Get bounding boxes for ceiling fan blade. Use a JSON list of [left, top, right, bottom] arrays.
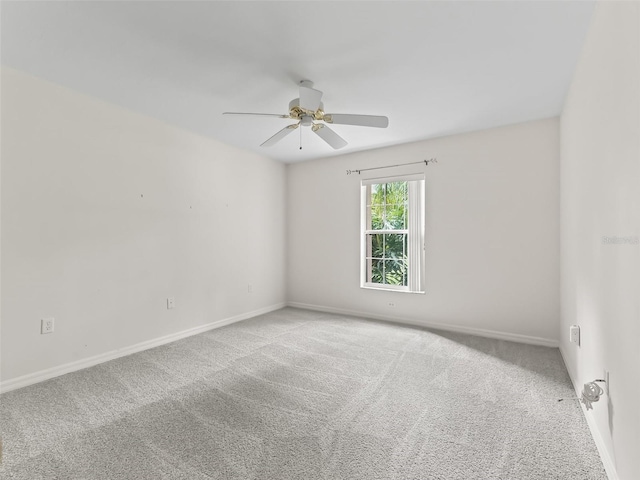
[[261, 124, 299, 147], [324, 113, 389, 128], [223, 112, 289, 118], [312, 124, 348, 149], [299, 85, 323, 112]]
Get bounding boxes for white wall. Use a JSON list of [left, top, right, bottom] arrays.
[[0, 67, 286, 386], [288, 118, 560, 345], [560, 2, 640, 479]]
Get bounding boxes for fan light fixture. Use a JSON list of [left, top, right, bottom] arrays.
[[223, 80, 389, 150]]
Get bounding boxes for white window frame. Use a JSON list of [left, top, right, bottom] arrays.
[[360, 174, 425, 293]]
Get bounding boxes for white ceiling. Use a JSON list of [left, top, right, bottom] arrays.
[[1, 1, 594, 163]]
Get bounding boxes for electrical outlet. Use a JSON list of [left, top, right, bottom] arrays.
[[167, 297, 175, 309], [569, 325, 580, 345], [388, 302, 395, 308], [41, 317, 55, 334]]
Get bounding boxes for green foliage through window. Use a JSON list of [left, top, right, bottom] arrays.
[[366, 182, 408, 286]]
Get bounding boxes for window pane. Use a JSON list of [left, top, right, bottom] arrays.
[[368, 233, 384, 258], [368, 181, 409, 230], [385, 203, 406, 229], [386, 182, 407, 229], [383, 259, 407, 286], [383, 233, 406, 261], [388, 182, 407, 202], [368, 258, 384, 284], [371, 204, 384, 230], [369, 184, 384, 206]]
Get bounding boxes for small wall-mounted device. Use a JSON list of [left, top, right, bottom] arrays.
[[581, 377, 607, 410], [41, 317, 55, 334], [569, 325, 580, 345]]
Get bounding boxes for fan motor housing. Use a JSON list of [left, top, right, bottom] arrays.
[[288, 98, 324, 121]]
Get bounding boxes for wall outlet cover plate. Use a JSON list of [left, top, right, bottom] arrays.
[[41, 318, 55, 334], [569, 325, 580, 345]]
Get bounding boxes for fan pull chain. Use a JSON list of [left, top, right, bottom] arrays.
[[299, 126, 302, 150]]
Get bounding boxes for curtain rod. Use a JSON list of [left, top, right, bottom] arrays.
[[346, 158, 437, 175]]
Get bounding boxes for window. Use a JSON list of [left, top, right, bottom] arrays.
[[361, 174, 425, 293]]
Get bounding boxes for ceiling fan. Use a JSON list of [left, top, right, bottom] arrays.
[[223, 80, 389, 150]]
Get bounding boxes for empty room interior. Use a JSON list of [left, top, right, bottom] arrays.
[[0, 1, 638, 479]]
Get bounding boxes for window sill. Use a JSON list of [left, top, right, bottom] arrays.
[[360, 285, 425, 294]]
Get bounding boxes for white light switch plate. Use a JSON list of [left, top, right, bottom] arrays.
[[167, 297, 175, 309]]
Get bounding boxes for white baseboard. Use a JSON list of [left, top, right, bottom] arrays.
[[287, 301, 559, 347], [0, 303, 286, 394], [559, 347, 618, 480]]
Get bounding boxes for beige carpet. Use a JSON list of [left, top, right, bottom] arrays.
[[0, 308, 607, 479]]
